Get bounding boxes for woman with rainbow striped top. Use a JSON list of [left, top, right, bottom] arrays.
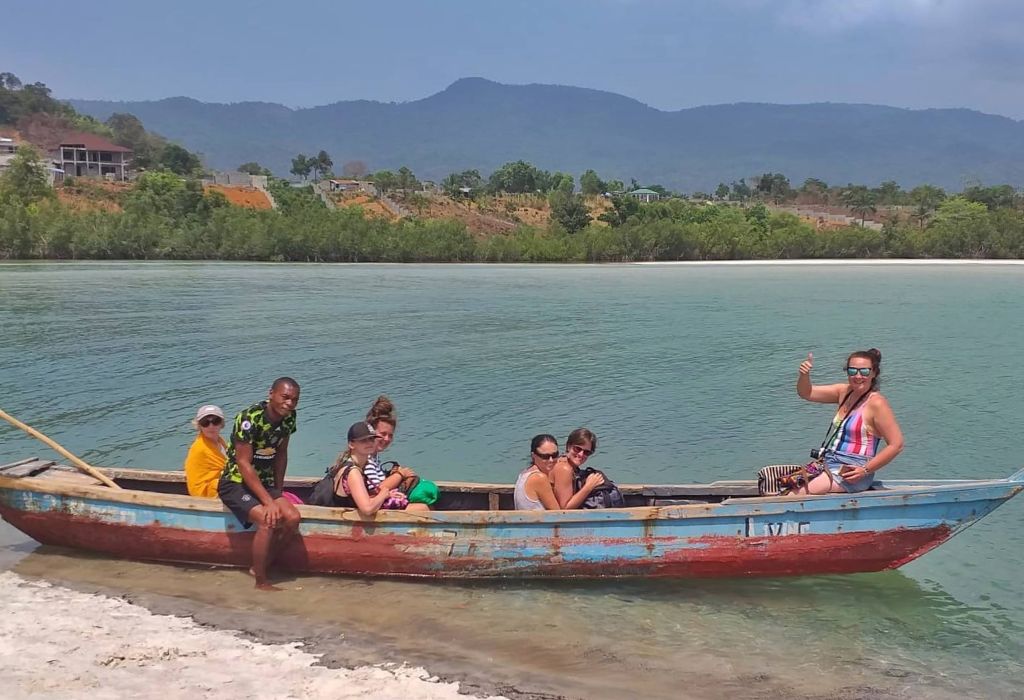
[[789, 348, 905, 495]]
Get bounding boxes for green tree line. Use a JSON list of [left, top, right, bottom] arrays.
[[4, 147, 1024, 262]]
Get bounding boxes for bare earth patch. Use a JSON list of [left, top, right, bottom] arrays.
[[204, 185, 273, 210]]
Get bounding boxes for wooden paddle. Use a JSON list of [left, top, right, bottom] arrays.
[[0, 408, 122, 489]]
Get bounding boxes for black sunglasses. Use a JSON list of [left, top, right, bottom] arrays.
[[533, 450, 559, 460], [198, 416, 223, 427], [569, 444, 594, 457]]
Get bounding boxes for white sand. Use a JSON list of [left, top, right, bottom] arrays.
[[635, 258, 1024, 265], [0, 572, 504, 700]]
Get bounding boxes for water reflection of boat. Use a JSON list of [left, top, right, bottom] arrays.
[[1, 458, 1022, 580]]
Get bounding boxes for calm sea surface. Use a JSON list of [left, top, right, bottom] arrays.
[[1, 261, 1023, 698]]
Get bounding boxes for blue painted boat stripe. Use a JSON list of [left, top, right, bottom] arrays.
[[2, 483, 1013, 542]]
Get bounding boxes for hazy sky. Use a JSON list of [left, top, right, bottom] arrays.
[[3, 0, 1022, 118]]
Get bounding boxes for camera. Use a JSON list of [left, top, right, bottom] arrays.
[[810, 447, 825, 460]]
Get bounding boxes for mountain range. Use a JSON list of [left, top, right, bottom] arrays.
[[70, 77, 1024, 191]]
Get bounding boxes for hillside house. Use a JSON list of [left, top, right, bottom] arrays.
[[628, 188, 661, 203], [55, 132, 131, 181]]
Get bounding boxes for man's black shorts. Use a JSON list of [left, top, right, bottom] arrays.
[[218, 479, 283, 529]]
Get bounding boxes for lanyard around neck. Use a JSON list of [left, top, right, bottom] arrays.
[[819, 389, 871, 450]]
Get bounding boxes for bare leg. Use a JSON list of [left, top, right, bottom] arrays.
[[251, 525, 282, 591], [786, 471, 844, 496], [405, 503, 431, 513], [245, 504, 283, 591], [264, 497, 301, 571]]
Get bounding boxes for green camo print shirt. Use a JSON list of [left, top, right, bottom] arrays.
[[222, 401, 298, 485]]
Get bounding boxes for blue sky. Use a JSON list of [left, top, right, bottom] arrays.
[[3, 0, 1022, 118]]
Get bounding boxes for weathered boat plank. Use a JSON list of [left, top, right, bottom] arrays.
[[0, 458, 59, 477], [1, 461, 1021, 580]]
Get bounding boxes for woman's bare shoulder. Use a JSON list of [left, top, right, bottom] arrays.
[[551, 458, 573, 475], [525, 469, 549, 491], [865, 391, 893, 413]]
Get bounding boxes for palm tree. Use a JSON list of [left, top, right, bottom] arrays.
[[841, 187, 877, 225], [908, 185, 946, 228]]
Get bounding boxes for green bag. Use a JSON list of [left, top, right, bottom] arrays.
[[406, 479, 439, 505]]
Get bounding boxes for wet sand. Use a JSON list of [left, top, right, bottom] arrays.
[[0, 520, 947, 700], [1, 522, 512, 699], [0, 569, 501, 700], [1, 570, 503, 700]]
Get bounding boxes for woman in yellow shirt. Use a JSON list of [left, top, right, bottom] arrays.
[[184, 404, 227, 497]]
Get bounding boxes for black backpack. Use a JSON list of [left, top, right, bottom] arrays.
[[309, 458, 399, 507], [307, 464, 347, 507], [573, 467, 626, 509]]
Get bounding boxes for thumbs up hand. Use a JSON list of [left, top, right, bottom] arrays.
[[798, 352, 814, 376]]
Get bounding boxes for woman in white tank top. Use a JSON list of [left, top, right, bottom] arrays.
[[514, 434, 562, 510]]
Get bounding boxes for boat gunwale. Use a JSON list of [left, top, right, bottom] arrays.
[[88, 465, 1024, 493], [2, 464, 1021, 526], [42, 463, 1017, 491]]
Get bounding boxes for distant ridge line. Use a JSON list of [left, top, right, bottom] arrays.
[[69, 77, 1024, 191]]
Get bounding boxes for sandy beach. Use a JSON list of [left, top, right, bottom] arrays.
[[635, 258, 1024, 265], [0, 569, 505, 700]]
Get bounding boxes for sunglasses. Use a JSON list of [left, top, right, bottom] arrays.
[[846, 367, 872, 377], [533, 451, 560, 461], [198, 416, 223, 427], [569, 445, 594, 457]]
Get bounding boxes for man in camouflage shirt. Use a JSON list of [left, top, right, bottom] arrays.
[[218, 377, 301, 590]]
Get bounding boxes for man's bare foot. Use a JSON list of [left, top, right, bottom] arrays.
[[249, 568, 281, 590]]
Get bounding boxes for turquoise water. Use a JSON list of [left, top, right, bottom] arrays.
[[2, 261, 1023, 697]]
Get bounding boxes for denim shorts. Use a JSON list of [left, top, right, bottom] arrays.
[[824, 451, 875, 493]]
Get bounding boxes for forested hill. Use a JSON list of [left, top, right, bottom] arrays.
[[71, 77, 1024, 191]]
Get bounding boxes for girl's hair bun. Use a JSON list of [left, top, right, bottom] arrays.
[[366, 395, 396, 424]]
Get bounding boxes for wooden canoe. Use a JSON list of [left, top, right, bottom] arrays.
[[1, 458, 1022, 579]]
